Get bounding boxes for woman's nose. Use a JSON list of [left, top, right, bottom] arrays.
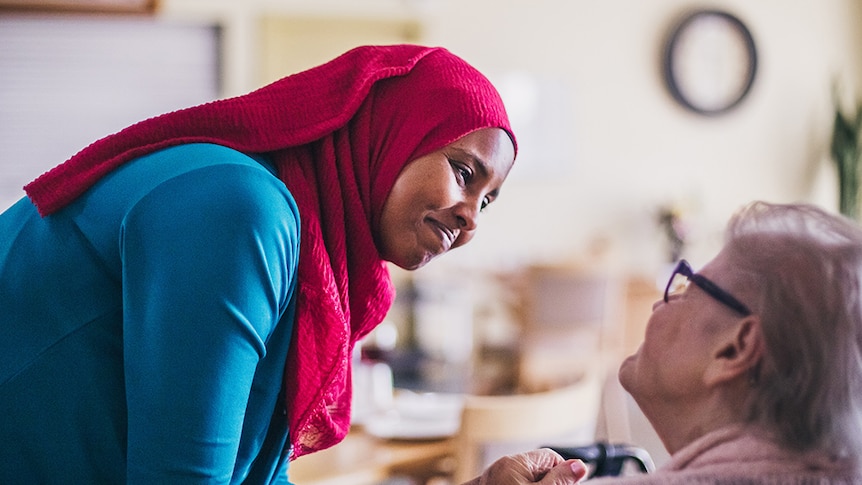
[[455, 200, 480, 232]]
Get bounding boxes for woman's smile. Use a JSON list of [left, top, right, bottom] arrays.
[[427, 217, 457, 251]]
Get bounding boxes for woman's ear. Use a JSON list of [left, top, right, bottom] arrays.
[[703, 317, 764, 387]]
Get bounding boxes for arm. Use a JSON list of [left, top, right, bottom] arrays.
[[461, 449, 588, 485], [120, 164, 299, 483]]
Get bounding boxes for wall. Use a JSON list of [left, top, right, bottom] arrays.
[[417, 0, 862, 276], [0, 14, 221, 210], [156, 0, 862, 277]]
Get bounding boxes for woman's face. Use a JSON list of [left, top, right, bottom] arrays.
[[378, 127, 515, 270], [618, 251, 742, 415]]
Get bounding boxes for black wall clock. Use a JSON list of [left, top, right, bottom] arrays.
[[662, 9, 758, 116]]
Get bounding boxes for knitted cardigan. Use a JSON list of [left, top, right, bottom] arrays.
[[588, 425, 862, 484]]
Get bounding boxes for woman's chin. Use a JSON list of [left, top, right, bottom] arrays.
[[617, 353, 639, 391], [389, 252, 435, 271]]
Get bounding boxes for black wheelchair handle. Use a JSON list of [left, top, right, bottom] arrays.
[[545, 442, 655, 478]]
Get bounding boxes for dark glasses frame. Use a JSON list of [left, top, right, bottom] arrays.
[[664, 259, 752, 316]]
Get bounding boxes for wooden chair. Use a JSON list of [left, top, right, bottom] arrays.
[[452, 368, 603, 483], [513, 265, 625, 393]]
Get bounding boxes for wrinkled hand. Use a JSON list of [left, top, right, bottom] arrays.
[[460, 448, 587, 485]]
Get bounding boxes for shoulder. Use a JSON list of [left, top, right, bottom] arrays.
[[136, 143, 285, 197], [119, 145, 302, 307], [99, 143, 299, 230], [131, 146, 299, 232]]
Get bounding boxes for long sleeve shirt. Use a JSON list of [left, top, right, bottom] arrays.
[[0, 143, 301, 483]]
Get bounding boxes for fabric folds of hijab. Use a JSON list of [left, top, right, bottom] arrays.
[[24, 44, 516, 458]]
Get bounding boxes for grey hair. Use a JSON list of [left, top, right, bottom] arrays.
[[723, 201, 862, 456]]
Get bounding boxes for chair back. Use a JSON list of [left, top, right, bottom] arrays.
[[515, 265, 625, 392], [452, 369, 603, 483]]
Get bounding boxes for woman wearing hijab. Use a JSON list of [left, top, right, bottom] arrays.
[[0, 44, 520, 483]]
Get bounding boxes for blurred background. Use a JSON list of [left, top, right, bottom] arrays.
[[1, 0, 860, 482], [3, 0, 860, 272]]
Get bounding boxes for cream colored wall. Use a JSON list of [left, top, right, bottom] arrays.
[[160, 0, 862, 278], [417, 0, 862, 277]]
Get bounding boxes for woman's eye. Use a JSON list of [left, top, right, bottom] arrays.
[[480, 196, 490, 212], [450, 159, 471, 183]]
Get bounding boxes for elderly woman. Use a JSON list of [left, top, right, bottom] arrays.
[[470, 201, 862, 484]]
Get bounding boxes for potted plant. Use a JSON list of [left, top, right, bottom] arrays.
[[831, 93, 862, 220]]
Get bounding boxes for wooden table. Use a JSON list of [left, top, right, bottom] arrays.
[[288, 427, 456, 485]]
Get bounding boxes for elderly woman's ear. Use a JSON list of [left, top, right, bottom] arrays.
[[703, 317, 764, 387]]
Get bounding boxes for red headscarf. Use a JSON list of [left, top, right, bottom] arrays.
[[24, 44, 516, 458]]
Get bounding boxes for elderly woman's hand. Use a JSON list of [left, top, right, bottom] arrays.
[[460, 448, 588, 485]]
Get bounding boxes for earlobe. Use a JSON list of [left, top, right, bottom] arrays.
[[704, 317, 764, 387]]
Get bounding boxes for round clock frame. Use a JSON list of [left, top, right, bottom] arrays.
[[662, 9, 758, 116]]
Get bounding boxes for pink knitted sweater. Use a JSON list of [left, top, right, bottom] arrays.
[[589, 425, 862, 484]]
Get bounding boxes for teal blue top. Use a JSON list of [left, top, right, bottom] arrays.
[[0, 143, 301, 484]]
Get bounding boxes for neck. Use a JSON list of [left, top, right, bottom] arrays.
[[646, 389, 746, 455]]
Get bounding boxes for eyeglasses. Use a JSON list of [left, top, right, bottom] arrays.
[[664, 259, 752, 316]]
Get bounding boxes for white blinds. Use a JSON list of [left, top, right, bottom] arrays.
[[0, 14, 220, 210]]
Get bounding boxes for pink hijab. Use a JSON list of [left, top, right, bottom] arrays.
[[25, 44, 516, 458]]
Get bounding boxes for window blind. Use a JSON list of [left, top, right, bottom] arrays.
[[0, 14, 220, 210]]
